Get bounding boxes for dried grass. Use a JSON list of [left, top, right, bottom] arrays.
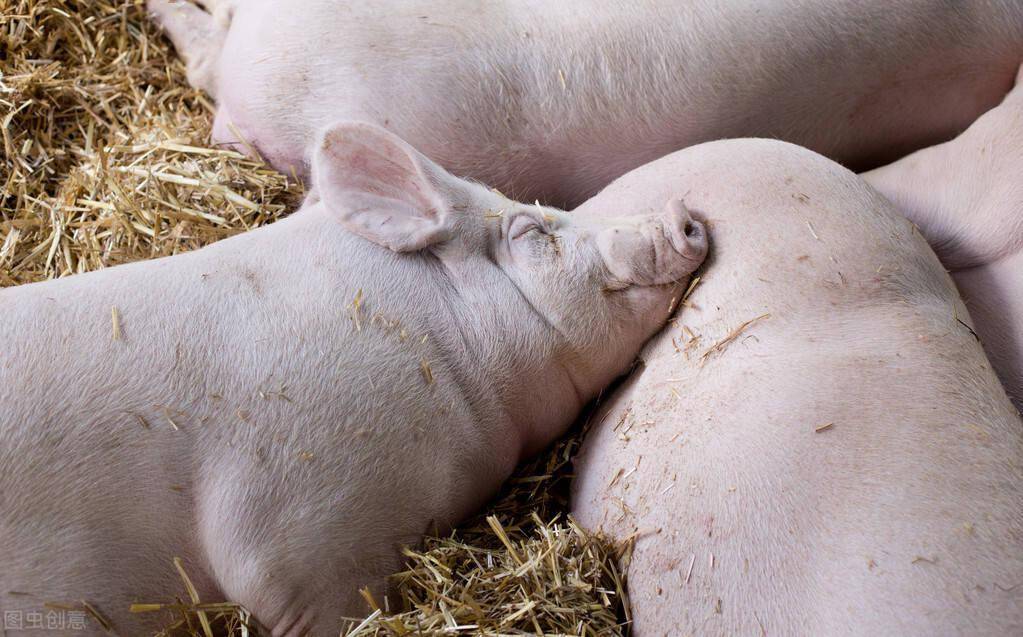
[[342, 431, 631, 635], [1, 0, 302, 287], [1, 1, 629, 635]]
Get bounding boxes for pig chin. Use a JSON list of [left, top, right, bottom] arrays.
[[616, 282, 688, 331], [597, 243, 697, 290]]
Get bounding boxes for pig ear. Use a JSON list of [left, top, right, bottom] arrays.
[[313, 123, 454, 252]]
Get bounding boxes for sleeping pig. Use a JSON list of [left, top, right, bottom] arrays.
[[570, 138, 1023, 635], [0, 123, 706, 636], [148, 0, 1023, 207]]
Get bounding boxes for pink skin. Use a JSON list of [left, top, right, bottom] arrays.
[[0, 123, 704, 636], [570, 139, 1022, 635], [149, 0, 1022, 207], [864, 65, 1023, 411]]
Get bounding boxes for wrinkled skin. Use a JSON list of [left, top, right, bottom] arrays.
[[149, 0, 1023, 207], [864, 65, 1023, 411], [571, 139, 1022, 635], [0, 123, 705, 636]]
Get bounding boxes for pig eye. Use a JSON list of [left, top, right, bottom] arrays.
[[509, 215, 544, 240]]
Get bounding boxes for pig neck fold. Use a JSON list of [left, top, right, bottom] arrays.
[[418, 220, 588, 456]]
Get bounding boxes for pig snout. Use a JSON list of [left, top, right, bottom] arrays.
[[663, 200, 707, 263], [598, 199, 708, 287]]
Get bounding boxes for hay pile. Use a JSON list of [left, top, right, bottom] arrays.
[[0, 1, 630, 634], [0, 0, 302, 286]]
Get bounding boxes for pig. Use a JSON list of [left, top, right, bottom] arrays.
[[569, 139, 1023, 635], [0, 122, 706, 636], [863, 65, 1023, 412], [147, 0, 1023, 208]]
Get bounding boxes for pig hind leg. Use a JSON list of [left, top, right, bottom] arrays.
[[863, 64, 1023, 409], [147, 0, 228, 97]]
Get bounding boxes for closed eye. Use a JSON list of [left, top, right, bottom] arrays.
[[512, 224, 541, 240], [509, 214, 544, 240], [601, 279, 631, 294]]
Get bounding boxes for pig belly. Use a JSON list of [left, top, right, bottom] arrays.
[[0, 413, 215, 635]]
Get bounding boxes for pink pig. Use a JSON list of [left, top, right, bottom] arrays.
[[865, 65, 1023, 411], [0, 123, 705, 636], [571, 137, 1023, 635], [149, 0, 1023, 207]]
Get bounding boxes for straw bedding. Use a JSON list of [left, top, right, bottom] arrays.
[[0, 1, 630, 634]]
